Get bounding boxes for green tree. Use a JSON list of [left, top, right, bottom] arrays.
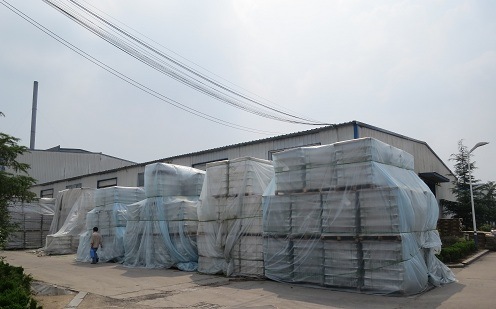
[[441, 140, 491, 229], [479, 181, 496, 227], [0, 131, 37, 248]]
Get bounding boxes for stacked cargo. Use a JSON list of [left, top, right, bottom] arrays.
[[263, 138, 455, 295], [44, 188, 96, 255], [123, 163, 204, 270], [76, 186, 145, 262], [197, 157, 274, 277], [6, 198, 55, 249]]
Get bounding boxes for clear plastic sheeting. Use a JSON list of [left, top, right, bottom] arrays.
[[49, 189, 93, 235], [145, 163, 205, 198], [263, 138, 455, 295], [123, 163, 205, 270], [6, 198, 55, 249], [124, 196, 199, 270], [197, 157, 274, 277], [44, 188, 96, 255], [76, 186, 145, 263], [273, 138, 414, 192]]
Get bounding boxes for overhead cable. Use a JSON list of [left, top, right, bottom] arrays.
[[0, 0, 280, 135], [42, 0, 330, 126]]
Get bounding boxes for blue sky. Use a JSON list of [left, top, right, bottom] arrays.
[[1, 0, 494, 182]]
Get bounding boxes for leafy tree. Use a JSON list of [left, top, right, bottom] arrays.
[[0, 129, 37, 248], [479, 181, 496, 227], [441, 140, 493, 229]]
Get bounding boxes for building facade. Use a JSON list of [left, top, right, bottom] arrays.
[[29, 121, 455, 211]]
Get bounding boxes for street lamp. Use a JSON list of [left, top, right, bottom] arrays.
[[468, 141, 489, 249]]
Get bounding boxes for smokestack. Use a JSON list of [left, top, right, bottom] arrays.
[[30, 81, 38, 150]]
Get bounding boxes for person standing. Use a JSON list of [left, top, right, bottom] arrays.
[[90, 227, 103, 264]]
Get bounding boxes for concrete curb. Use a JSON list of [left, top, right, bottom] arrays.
[[462, 249, 490, 265], [448, 249, 490, 268], [65, 291, 87, 309]]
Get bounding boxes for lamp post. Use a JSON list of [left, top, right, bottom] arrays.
[[468, 141, 489, 249]]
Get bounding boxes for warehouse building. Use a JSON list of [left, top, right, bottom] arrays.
[[9, 145, 136, 197], [28, 121, 454, 214]]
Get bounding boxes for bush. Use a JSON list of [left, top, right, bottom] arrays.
[[0, 258, 41, 309], [437, 240, 477, 263], [440, 236, 465, 247], [479, 224, 492, 232]]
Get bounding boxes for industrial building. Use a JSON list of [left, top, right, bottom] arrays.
[[28, 121, 454, 216], [9, 146, 136, 197]]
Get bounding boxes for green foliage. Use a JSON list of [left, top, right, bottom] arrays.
[[441, 140, 496, 229], [479, 224, 492, 232], [440, 236, 466, 247], [0, 259, 42, 309], [0, 131, 37, 249], [437, 240, 477, 263]]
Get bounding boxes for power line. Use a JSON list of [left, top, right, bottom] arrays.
[[0, 0, 281, 135], [42, 0, 330, 126]]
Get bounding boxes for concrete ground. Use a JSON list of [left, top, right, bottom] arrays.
[[2, 250, 495, 309]]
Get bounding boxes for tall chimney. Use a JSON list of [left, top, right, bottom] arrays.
[[30, 81, 38, 150]]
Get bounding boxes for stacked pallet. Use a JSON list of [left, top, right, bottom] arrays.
[[123, 163, 204, 270], [6, 198, 55, 249], [76, 186, 145, 262], [263, 137, 455, 295], [197, 157, 274, 277], [44, 188, 96, 255]]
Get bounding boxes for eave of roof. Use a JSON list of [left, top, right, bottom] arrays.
[[32, 120, 454, 186]]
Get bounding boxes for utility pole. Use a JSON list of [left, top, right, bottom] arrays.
[[30, 81, 38, 150]]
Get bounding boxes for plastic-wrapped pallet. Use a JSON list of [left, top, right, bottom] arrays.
[[123, 163, 204, 270], [123, 197, 200, 270], [263, 138, 456, 295], [44, 188, 96, 255], [273, 138, 415, 193], [197, 157, 274, 277], [49, 189, 91, 235], [6, 198, 55, 249], [145, 163, 205, 197], [76, 186, 145, 263]]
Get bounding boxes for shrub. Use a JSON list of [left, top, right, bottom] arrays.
[[441, 236, 465, 247], [0, 258, 41, 309], [479, 224, 492, 232], [437, 240, 477, 263]]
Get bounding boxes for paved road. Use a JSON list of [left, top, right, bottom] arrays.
[[2, 250, 495, 308]]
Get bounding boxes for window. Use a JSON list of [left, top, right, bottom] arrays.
[[137, 173, 144, 187], [97, 177, 117, 189], [66, 183, 82, 189], [192, 158, 228, 171], [40, 188, 54, 198]]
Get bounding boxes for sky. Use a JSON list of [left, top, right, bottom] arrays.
[[0, 0, 495, 182]]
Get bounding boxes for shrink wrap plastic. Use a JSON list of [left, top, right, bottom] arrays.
[[6, 198, 55, 249], [76, 186, 145, 263], [197, 157, 274, 277], [145, 163, 205, 198], [263, 137, 455, 295], [44, 188, 96, 255], [123, 163, 205, 271]]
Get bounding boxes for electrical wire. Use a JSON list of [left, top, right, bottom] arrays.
[[0, 0, 281, 135], [42, 0, 330, 126]]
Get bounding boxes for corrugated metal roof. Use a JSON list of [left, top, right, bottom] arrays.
[[32, 146, 136, 165], [33, 120, 453, 186]]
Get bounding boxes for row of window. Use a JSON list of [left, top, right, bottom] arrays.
[[39, 174, 141, 198]]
